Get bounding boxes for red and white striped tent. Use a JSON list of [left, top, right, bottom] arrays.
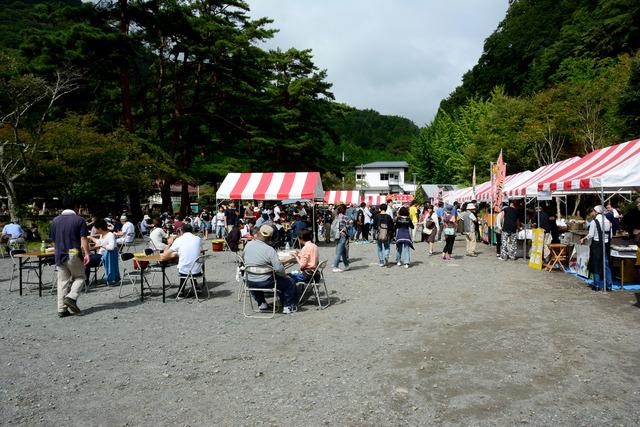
[[362, 195, 386, 206], [474, 171, 532, 202], [504, 157, 580, 198], [216, 172, 324, 200], [539, 138, 640, 193], [324, 191, 360, 205], [443, 187, 469, 204]]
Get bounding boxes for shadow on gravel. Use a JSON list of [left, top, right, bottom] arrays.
[[209, 289, 233, 298], [634, 293, 640, 308], [345, 265, 368, 271], [80, 299, 143, 316]]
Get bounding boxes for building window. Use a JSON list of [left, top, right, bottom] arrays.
[[389, 173, 399, 180], [356, 174, 364, 180], [380, 173, 389, 181]]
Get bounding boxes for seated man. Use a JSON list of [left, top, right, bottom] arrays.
[[1, 220, 26, 247], [115, 215, 135, 246], [160, 223, 203, 288], [139, 215, 151, 236], [149, 219, 168, 251], [243, 225, 297, 314], [290, 228, 319, 284]]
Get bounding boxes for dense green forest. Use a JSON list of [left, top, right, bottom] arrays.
[[411, 0, 640, 186], [0, 0, 417, 220]]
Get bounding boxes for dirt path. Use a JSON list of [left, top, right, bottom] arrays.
[[1, 238, 639, 426]]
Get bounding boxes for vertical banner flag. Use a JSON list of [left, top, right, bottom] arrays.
[[493, 150, 506, 212], [472, 165, 477, 199], [528, 228, 545, 270]]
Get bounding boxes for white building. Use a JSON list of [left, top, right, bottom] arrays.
[[355, 161, 417, 197]]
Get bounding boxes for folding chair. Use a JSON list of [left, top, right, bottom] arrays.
[[235, 252, 246, 302], [297, 260, 330, 309], [84, 256, 104, 294], [176, 255, 207, 302], [142, 248, 173, 291], [118, 232, 137, 253], [9, 249, 40, 292], [243, 266, 278, 319], [118, 252, 151, 298]]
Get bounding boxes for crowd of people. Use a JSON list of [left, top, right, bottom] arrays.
[[5, 194, 640, 318]]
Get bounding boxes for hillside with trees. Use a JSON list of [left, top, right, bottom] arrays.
[[0, 0, 417, 220], [411, 0, 640, 185]]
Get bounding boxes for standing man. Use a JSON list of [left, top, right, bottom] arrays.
[[409, 202, 419, 242], [500, 200, 521, 261], [461, 203, 478, 257], [436, 202, 445, 241], [50, 203, 91, 317], [224, 202, 239, 234]]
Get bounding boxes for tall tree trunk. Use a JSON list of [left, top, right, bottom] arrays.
[[571, 194, 582, 218], [181, 182, 190, 216], [161, 180, 173, 213], [2, 179, 19, 222], [119, 0, 133, 131]]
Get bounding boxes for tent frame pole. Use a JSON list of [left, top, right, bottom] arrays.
[[600, 184, 607, 293]]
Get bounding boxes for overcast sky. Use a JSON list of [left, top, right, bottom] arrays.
[[247, 0, 509, 126]]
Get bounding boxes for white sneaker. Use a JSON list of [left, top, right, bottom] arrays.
[[283, 306, 297, 314], [258, 303, 269, 311], [397, 261, 402, 266], [404, 264, 409, 269], [343, 266, 350, 271], [332, 268, 343, 273], [379, 262, 385, 267]]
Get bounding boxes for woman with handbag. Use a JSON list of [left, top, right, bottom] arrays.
[[441, 205, 457, 261], [422, 205, 439, 255]]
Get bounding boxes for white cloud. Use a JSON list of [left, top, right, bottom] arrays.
[[247, 0, 508, 126]]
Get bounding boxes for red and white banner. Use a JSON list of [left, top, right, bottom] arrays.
[[493, 150, 506, 211], [216, 172, 324, 200], [538, 138, 640, 192], [323, 191, 360, 205]]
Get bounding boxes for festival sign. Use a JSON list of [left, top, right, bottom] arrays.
[[493, 150, 506, 212], [528, 228, 545, 270]]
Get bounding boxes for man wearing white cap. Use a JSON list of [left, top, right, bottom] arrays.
[[139, 214, 151, 236], [580, 205, 612, 290], [461, 203, 478, 257], [115, 215, 135, 246]]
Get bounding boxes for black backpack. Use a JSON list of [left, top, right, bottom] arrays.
[[378, 218, 389, 241]]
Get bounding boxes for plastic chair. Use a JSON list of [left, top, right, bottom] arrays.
[[176, 255, 207, 302], [297, 260, 330, 309], [242, 266, 278, 318]]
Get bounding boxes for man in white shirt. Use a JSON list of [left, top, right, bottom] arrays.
[[149, 219, 168, 251], [580, 205, 612, 290], [116, 216, 135, 245], [161, 223, 203, 277]]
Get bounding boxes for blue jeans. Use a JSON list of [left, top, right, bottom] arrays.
[[333, 237, 349, 268], [248, 275, 297, 307], [592, 257, 613, 290], [289, 271, 309, 284], [395, 243, 411, 265], [377, 240, 390, 264], [215, 225, 225, 238]]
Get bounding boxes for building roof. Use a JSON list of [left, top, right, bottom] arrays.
[[356, 161, 409, 169]]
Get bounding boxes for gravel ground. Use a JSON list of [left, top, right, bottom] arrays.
[[1, 236, 639, 426]]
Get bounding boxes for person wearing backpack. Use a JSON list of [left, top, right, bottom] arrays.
[[373, 203, 394, 266], [422, 204, 439, 255], [394, 206, 414, 268]]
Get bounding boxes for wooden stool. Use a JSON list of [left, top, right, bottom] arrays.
[[546, 244, 568, 272]]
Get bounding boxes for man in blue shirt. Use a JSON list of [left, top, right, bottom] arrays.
[[1, 220, 25, 246], [50, 204, 91, 317]]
